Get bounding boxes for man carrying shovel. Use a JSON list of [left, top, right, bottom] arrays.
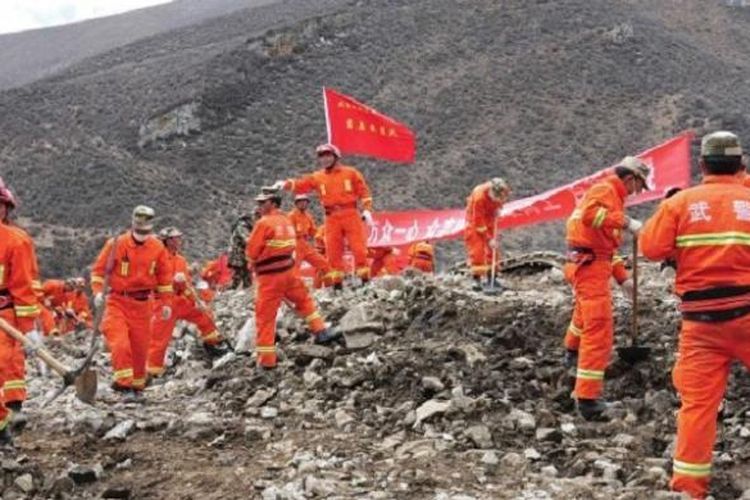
[[0, 180, 41, 446], [640, 131, 750, 499], [565, 156, 649, 421]]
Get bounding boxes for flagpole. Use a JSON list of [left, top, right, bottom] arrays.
[[322, 87, 332, 143]]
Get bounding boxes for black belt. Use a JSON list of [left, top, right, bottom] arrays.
[[681, 285, 750, 302], [113, 289, 152, 301], [255, 255, 295, 276], [683, 305, 750, 323]]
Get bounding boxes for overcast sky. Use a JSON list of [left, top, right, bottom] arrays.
[[0, 0, 173, 35]]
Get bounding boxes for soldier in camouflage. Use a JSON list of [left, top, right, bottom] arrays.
[[228, 213, 255, 289]]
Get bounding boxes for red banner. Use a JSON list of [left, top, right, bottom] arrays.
[[367, 132, 694, 247], [324, 88, 416, 164]]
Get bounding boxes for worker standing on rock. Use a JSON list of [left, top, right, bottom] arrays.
[[464, 178, 511, 289], [0, 181, 41, 445], [407, 240, 435, 273], [246, 189, 340, 369], [91, 206, 174, 398], [640, 131, 750, 499], [287, 194, 331, 285], [273, 143, 375, 289], [565, 157, 648, 421], [148, 227, 228, 379]]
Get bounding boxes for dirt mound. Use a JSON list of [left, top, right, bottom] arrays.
[[4, 263, 750, 499]]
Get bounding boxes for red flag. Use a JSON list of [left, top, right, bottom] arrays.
[[323, 88, 416, 163], [366, 132, 694, 247]]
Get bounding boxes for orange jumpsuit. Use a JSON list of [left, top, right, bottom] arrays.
[[246, 208, 326, 368], [565, 175, 628, 400], [91, 232, 173, 391], [563, 256, 629, 352], [41, 280, 89, 333], [369, 247, 399, 277], [148, 251, 222, 376], [408, 241, 435, 273], [465, 182, 504, 279], [0, 222, 41, 431], [288, 207, 331, 281], [285, 164, 373, 285], [313, 226, 327, 289], [640, 175, 750, 499]]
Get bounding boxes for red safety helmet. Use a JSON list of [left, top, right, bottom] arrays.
[[0, 187, 17, 209], [315, 143, 341, 158]]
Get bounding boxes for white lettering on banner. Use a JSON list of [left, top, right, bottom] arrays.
[[372, 220, 395, 245], [425, 218, 443, 239], [734, 200, 750, 222], [405, 221, 420, 241], [688, 201, 712, 223]]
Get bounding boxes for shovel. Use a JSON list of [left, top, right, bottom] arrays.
[[0, 318, 98, 404], [617, 237, 651, 364]]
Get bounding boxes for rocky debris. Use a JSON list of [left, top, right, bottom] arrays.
[[8, 264, 747, 499]]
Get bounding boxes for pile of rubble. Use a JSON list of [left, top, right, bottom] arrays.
[[4, 258, 750, 499]]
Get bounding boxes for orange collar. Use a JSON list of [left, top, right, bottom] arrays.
[[703, 175, 742, 185], [606, 175, 629, 200]]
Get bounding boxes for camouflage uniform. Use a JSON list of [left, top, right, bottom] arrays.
[[229, 215, 254, 289]]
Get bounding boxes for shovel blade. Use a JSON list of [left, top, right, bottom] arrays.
[[74, 369, 98, 404], [617, 345, 651, 365]]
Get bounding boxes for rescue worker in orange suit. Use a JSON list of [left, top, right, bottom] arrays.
[[565, 156, 649, 421], [640, 131, 750, 499], [0, 181, 41, 445], [148, 227, 228, 378], [287, 194, 331, 283], [41, 278, 91, 334], [407, 240, 435, 273], [368, 246, 399, 277], [464, 178, 511, 289], [246, 190, 340, 369], [562, 255, 632, 368], [91, 206, 173, 398], [274, 143, 374, 289]]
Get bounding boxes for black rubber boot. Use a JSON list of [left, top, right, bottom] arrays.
[[6, 402, 27, 433], [314, 328, 343, 346], [0, 426, 13, 448], [204, 340, 231, 358], [577, 399, 610, 422]]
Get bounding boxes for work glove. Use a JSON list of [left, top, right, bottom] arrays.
[[25, 329, 43, 355], [161, 305, 172, 321], [488, 238, 498, 250], [174, 272, 186, 283], [64, 308, 76, 318], [94, 293, 104, 310], [620, 279, 634, 300], [270, 180, 286, 191], [625, 217, 643, 235], [362, 210, 374, 226]]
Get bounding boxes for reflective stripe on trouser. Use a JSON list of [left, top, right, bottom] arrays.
[[148, 295, 221, 375], [324, 209, 368, 284], [465, 228, 497, 278], [4, 338, 26, 403], [0, 310, 21, 429], [564, 299, 584, 351], [255, 268, 327, 367], [670, 313, 750, 499], [571, 260, 613, 400], [102, 295, 153, 391]]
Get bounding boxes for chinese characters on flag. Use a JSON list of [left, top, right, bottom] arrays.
[[323, 87, 416, 164], [367, 131, 694, 247]]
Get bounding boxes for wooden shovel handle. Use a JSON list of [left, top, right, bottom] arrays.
[[631, 236, 639, 343], [0, 317, 71, 376]]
